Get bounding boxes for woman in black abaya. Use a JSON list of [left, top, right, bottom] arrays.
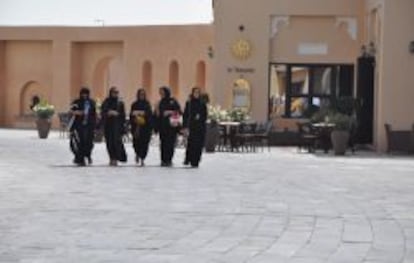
[[101, 87, 127, 166], [183, 87, 207, 168], [69, 87, 97, 166], [155, 87, 181, 167], [130, 89, 153, 166]]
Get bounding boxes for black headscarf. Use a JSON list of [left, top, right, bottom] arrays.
[[79, 87, 90, 98], [137, 88, 147, 101], [160, 86, 171, 99]]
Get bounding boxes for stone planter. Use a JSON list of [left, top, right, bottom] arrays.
[[205, 121, 219, 153], [331, 130, 350, 155], [36, 118, 52, 139]]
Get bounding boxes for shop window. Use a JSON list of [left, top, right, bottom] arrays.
[[269, 63, 354, 119]]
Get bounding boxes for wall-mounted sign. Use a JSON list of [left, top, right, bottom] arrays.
[[231, 39, 253, 60], [227, 67, 255, 74], [298, 43, 328, 55], [232, 78, 251, 110]]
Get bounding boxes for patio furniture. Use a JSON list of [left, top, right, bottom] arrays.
[[312, 122, 335, 153], [234, 122, 258, 152], [254, 121, 273, 152], [58, 112, 72, 139], [384, 123, 414, 154], [218, 121, 241, 152], [297, 122, 320, 153]]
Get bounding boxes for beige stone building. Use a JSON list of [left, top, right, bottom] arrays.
[[1, 0, 414, 152], [213, 0, 414, 152], [0, 25, 214, 127]]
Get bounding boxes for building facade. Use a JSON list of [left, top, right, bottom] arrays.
[[213, 0, 414, 152], [1, 0, 414, 152], [0, 25, 213, 128]]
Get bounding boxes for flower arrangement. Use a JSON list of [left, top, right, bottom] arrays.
[[33, 99, 55, 119], [228, 107, 250, 122], [208, 105, 228, 122], [208, 105, 250, 122]]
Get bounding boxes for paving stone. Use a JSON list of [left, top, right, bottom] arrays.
[[0, 129, 413, 263]]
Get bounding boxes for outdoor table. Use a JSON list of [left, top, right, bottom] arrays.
[[219, 121, 241, 151], [312, 122, 336, 153]]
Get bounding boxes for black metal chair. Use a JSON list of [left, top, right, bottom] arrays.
[[384, 123, 412, 154], [217, 124, 227, 152], [234, 122, 258, 152], [297, 122, 320, 153], [254, 121, 273, 152], [58, 112, 72, 139]]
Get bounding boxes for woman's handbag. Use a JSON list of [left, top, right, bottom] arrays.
[[169, 112, 183, 127], [136, 115, 146, 126]]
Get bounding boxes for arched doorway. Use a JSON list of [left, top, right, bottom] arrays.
[[232, 78, 251, 111], [169, 60, 179, 97], [142, 61, 153, 100], [93, 56, 123, 100], [20, 81, 45, 115], [196, 60, 206, 92]]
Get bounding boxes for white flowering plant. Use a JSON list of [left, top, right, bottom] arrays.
[[208, 105, 250, 123], [33, 99, 55, 119], [228, 108, 250, 122]]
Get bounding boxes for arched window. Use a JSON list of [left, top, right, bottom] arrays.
[[20, 81, 44, 115], [196, 60, 206, 92], [142, 61, 153, 99], [232, 78, 251, 111], [169, 60, 179, 97]]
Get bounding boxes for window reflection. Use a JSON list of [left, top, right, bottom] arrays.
[[313, 67, 332, 95], [269, 64, 354, 119], [269, 64, 287, 118], [291, 67, 309, 95]]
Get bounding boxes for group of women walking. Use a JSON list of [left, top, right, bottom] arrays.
[[69, 86, 207, 168]]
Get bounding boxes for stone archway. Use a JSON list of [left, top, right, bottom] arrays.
[[93, 56, 122, 100], [20, 81, 45, 116]]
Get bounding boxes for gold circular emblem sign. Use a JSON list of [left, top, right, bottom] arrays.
[[231, 39, 252, 60]]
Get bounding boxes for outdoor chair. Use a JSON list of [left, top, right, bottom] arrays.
[[254, 121, 273, 152], [217, 124, 227, 152], [297, 122, 320, 153], [58, 112, 72, 139], [384, 123, 413, 154], [234, 122, 258, 152]]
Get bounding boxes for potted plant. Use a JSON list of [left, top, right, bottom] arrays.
[[33, 99, 55, 139], [329, 112, 352, 155], [228, 107, 250, 122]]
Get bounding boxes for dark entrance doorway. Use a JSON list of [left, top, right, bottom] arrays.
[[356, 56, 375, 144]]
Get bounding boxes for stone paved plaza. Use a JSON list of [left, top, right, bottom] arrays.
[[1, 129, 414, 263]]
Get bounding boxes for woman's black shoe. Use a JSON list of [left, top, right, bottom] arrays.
[[87, 156, 93, 165]]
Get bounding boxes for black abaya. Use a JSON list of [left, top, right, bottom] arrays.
[[157, 96, 181, 165], [69, 98, 97, 165], [130, 99, 153, 161], [183, 98, 207, 167], [101, 97, 127, 162]]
